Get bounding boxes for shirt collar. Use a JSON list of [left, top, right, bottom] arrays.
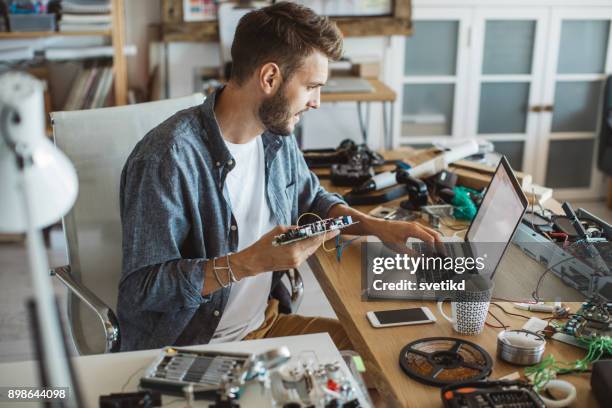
[[198, 86, 285, 169]]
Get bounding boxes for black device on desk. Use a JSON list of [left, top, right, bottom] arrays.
[[441, 380, 545, 408], [301, 139, 384, 169]]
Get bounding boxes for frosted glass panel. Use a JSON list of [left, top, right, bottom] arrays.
[[545, 139, 594, 188], [492, 141, 524, 171], [483, 20, 535, 74], [478, 82, 530, 134], [405, 21, 459, 76], [558, 20, 610, 74], [552, 81, 603, 132], [402, 84, 455, 136]]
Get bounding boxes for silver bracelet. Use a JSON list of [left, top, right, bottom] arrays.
[[212, 255, 238, 288]]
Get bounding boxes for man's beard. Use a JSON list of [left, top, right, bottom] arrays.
[[258, 84, 297, 136]]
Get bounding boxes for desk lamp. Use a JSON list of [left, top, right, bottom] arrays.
[[0, 72, 78, 403]]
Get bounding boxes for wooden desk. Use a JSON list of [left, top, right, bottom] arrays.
[[320, 79, 397, 149], [309, 162, 597, 407]]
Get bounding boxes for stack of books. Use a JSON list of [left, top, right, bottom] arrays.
[[63, 65, 114, 110], [59, 0, 112, 32]]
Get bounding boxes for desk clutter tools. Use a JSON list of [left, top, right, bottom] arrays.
[[514, 203, 611, 301], [399, 338, 493, 387], [441, 380, 546, 408], [138, 347, 365, 407], [301, 139, 384, 187], [497, 330, 546, 366]]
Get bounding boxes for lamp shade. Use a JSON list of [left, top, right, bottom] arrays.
[[0, 72, 78, 232]]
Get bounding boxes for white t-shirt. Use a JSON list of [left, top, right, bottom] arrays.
[[210, 136, 275, 343]]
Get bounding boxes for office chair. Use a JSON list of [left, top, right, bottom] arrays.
[[50, 94, 304, 355]]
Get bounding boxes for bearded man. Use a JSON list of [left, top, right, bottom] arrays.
[[118, 1, 440, 351]]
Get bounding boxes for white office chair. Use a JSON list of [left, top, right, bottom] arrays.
[[50, 95, 304, 355]]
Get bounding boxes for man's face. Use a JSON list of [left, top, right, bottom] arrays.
[[258, 52, 328, 135]]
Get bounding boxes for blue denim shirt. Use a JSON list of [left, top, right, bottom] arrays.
[[117, 88, 346, 351]]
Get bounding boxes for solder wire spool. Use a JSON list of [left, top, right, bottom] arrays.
[[497, 330, 546, 366]]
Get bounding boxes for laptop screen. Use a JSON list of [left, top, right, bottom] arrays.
[[466, 157, 528, 276]]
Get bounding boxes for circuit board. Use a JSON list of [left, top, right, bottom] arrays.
[[552, 300, 612, 348], [273, 216, 357, 246]]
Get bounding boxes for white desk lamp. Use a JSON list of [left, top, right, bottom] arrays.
[[0, 72, 78, 402]]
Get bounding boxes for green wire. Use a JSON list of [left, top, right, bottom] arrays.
[[525, 336, 612, 391]]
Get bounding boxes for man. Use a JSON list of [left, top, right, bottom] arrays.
[[118, 1, 440, 351]]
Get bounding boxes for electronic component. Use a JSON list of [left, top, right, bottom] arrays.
[[399, 337, 492, 387], [441, 380, 545, 408], [344, 184, 410, 206], [139, 348, 251, 398], [556, 300, 611, 343], [513, 218, 612, 301], [330, 163, 375, 186], [99, 390, 162, 408], [273, 216, 356, 246], [302, 139, 384, 169], [591, 359, 612, 407], [397, 171, 428, 211], [497, 330, 546, 366], [369, 206, 419, 222]]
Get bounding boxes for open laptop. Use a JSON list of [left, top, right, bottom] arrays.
[[406, 156, 528, 282]]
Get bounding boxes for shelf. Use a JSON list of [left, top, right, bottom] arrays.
[[160, 17, 411, 42], [160, 0, 412, 42], [0, 31, 112, 39]]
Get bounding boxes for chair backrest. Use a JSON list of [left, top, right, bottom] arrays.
[[51, 94, 205, 355]]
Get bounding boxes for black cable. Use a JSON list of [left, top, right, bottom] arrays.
[[487, 310, 508, 330], [532, 247, 581, 302], [490, 302, 531, 320]]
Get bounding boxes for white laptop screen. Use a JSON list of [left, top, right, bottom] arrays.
[[466, 157, 528, 276]]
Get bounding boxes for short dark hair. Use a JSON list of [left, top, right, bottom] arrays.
[[230, 1, 343, 85]]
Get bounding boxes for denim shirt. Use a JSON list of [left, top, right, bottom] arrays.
[[117, 88, 346, 351]]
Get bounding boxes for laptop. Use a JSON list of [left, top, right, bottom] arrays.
[[368, 157, 528, 298], [408, 156, 529, 284]]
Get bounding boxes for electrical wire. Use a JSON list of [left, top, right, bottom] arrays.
[[296, 212, 337, 252], [532, 246, 581, 302], [120, 364, 149, 392], [486, 310, 508, 330], [490, 302, 531, 320], [525, 336, 612, 391]]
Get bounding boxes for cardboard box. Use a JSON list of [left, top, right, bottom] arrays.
[[351, 61, 380, 78]]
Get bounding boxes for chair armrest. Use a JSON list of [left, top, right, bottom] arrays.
[[284, 268, 304, 313], [50, 265, 120, 353]]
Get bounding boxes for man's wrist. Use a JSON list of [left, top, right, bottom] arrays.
[[358, 213, 385, 236], [230, 250, 258, 279]]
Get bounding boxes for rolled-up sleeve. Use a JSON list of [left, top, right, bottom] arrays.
[[119, 145, 206, 313], [291, 137, 347, 218]]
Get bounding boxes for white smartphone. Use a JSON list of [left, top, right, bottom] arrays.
[[367, 307, 436, 328]]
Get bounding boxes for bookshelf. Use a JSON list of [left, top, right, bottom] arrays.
[[0, 31, 112, 38], [0, 0, 127, 106], [0, 0, 128, 245], [160, 0, 412, 42]]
